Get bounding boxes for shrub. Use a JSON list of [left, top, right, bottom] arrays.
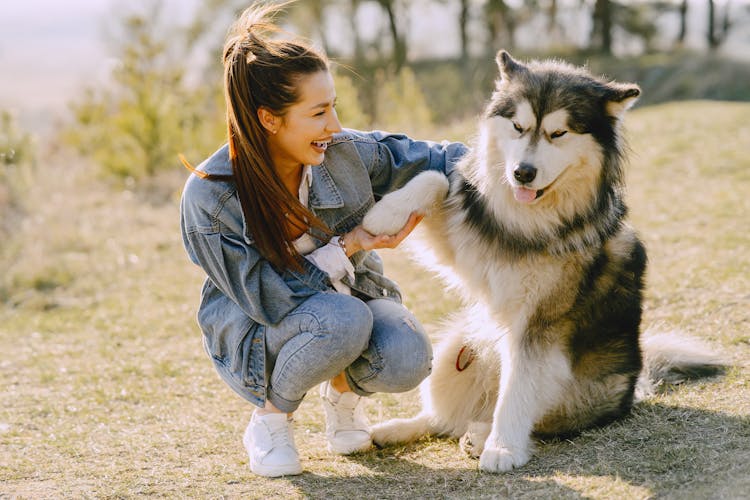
[[62, 9, 224, 182], [0, 110, 35, 231], [373, 67, 433, 135], [332, 68, 372, 130]]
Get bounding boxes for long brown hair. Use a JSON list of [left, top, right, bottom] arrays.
[[186, 2, 332, 271]]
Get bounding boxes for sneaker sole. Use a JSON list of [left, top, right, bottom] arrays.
[[327, 438, 373, 455], [250, 458, 303, 477]]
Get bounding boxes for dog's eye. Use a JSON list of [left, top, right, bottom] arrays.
[[512, 122, 523, 134], [550, 130, 567, 139]]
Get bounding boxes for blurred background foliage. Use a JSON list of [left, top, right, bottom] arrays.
[[3, 0, 750, 183], [0, 110, 35, 238]]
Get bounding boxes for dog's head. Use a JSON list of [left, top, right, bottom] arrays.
[[481, 51, 640, 208]]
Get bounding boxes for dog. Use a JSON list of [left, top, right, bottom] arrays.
[[361, 51, 724, 473]]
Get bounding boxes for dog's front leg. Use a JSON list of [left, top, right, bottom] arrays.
[[480, 338, 571, 473], [362, 170, 449, 235]]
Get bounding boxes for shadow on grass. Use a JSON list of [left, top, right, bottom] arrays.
[[286, 401, 748, 498], [289, 447, 582, 499], [527, 401, 750, 497]]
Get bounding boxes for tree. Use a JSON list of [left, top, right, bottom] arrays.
[[484, 0, 517, 55], [63, 4, 224, 180], [707, 0, 732, 51], [676, 0, 688, 47], [289, 0, 332, 55], [459, 0, 470, 60], [591, 0, 614, 54], [375, 0, 408, 71], [347, 0, 366, 65]]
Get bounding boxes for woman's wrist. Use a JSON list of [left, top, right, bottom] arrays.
[[339, 231, 358, 257]]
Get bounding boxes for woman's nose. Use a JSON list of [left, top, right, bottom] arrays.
[[328, 108, 343, 133]]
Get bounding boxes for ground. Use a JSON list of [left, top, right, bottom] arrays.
[[0, 101, 748, 498]]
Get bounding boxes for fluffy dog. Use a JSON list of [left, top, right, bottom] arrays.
[[362, 51, 723, 473]]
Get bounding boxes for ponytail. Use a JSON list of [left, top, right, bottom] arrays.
[[218, 2, 332, 271]]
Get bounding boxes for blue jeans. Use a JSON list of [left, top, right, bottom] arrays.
[[262, 292, 432, 413]]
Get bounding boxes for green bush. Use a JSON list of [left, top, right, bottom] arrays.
[[62, 10, 224, 181], [0, 110, 35, 228], [373, 67, 433, 135], [332, 68, 372, 130]]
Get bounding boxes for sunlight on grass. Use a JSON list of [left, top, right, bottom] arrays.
[[1, 102, 748, 498]]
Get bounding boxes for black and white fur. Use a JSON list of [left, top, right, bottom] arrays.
[[362, 51, 724, 473]]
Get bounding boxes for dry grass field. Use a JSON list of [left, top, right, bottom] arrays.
[[1, 101, 748, 498]]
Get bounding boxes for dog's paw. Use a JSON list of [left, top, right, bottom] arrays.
[[478, 444, 531, 473], [371, 415, 431, 446], [362, 200, 413, 236], [371, 420, 401, 446], [362, 171, 449, 236], [459, 421, 491, 457]]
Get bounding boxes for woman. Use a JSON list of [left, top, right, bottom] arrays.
[[180, 3, 466, 477]]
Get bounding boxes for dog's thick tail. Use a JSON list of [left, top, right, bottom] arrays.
[[636, 329, 726, 400]]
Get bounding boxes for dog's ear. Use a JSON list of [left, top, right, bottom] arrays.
[[605, 83, 641, 118], [496, 50, 523, 82]]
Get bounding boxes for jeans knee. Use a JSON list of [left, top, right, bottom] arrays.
[[315, 293, 373, 354], [375, 331, 433, 393]]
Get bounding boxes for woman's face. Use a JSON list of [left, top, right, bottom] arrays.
[[267, 70, 342, 174]]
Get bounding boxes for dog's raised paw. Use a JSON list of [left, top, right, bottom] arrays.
[[362, 171, 449, 236], [362, 201, 412, 236], [479, 445, 530, 473]]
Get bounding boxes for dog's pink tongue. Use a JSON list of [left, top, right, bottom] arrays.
[[513, 187, 537, 204]]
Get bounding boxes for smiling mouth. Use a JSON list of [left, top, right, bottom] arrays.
[[312, 140, 330, 151]]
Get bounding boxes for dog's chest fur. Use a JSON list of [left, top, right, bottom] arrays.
[[420, 205, 585, 335]]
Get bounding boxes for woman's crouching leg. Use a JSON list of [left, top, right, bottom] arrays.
[[346, 298, 432, 396], [264, 292, 372, 412]]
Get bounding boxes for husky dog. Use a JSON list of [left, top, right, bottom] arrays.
[[362, 51, 723, 473]]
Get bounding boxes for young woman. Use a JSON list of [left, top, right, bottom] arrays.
[[180, 3, 466, 477]]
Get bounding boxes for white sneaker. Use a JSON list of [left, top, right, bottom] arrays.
[[319, 381, 372, 455], [243, 412, 303, 477]]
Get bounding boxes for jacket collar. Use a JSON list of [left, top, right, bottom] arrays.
[[199, 144, 233, 176]]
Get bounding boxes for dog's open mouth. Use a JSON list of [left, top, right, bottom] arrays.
[[512, 186, 545, 204]]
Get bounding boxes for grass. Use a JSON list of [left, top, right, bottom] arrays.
[[1, 101, 749, 498]]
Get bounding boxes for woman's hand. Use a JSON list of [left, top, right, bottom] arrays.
[[341, 212, 423, 256]]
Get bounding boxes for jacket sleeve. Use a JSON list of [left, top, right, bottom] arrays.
[[185, 229, 330, 326], [358, 130, 468, 199]]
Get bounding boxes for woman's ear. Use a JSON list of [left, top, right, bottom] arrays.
[[257, 107, 279, 134]]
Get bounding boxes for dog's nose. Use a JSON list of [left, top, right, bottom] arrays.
[[514, 163, 537, 184]]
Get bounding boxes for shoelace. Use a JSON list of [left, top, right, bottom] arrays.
[[266, 419, 293, 448], [331, 397, 362, 431]]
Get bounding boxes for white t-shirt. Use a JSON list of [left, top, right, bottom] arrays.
[[292, 165, 355, 294]]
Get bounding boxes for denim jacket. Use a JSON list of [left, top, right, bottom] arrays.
[[180, 129, 467, 406]]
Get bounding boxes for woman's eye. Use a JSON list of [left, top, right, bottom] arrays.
[[551, 130, 567, 139], [512, 122, 523, 133]]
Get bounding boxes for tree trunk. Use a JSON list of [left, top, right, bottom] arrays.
[[377, 0, 406, 71], [592, 0, 613, 55], [708, 0, 718, 50], [348, 0, 364, 65], [460, 0, 470, 60], [485, 0, 515, 54], [676, 0, 688, 47]]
